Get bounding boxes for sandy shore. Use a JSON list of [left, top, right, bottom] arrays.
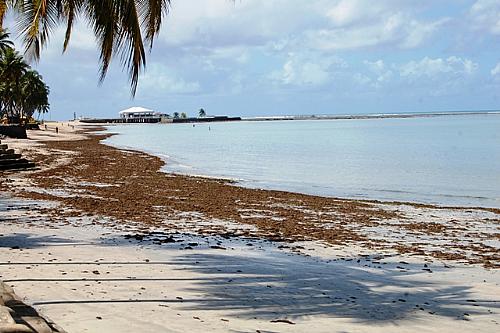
[[0, 122, 499, 332]]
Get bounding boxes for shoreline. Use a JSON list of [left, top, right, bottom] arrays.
[[1, 123, 499, 266], [101, 115, 500, 210], [106, 138, 500, 213], [116, 146, 500, 212], [103, 129, 500, 213], [1, 122, 499, 332]]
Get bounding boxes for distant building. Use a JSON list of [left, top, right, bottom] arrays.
[[119, 107, 161, 120]]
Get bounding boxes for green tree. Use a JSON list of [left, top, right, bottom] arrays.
[[0, 28, 13, 52], [180, 112, 187, 119], [0, 0, 170, 94], [198, 108, 206, 118], [0, 47, 49, 123], [173, 111, 179, 119], [20, 69, 50, 119], [0, 47, 29, 121]]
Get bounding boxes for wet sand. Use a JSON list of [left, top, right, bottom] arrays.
[[0, 122, 499, 332]]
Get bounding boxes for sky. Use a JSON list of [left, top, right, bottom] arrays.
[[4, 0, 500, 119]]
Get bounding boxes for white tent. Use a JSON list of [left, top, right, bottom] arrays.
[[119, 107, 156, 118]]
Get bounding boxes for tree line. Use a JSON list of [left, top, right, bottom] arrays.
[[0, 28, 49, 124], [169, 108, 206, 119]]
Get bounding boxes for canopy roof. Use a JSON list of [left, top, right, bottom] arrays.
[[119, 106, 154, 115]]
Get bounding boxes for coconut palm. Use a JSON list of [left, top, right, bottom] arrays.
[[0, 47, 29, 120], [198, 108, 206, 118], [0, 47, 28, 80], [0, 28, 13, 52], [180, 112, 187, 119], [0, 0, 171, 94], [0, 47, 49, 122], [20, 69, 50, 119], [173, 111, 179, 119]]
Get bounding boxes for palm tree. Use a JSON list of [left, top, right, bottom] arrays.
[[198, 108, 206, 118], [20, 69, 50, 119], [180, 112, 187, 119], [0, 47, 29, 121], [0, 28, 13, 52], [0, 47, 49, 123], [0, 47, 28, 80], [173, 111, 179, 119], [0, 0, 171, 95]]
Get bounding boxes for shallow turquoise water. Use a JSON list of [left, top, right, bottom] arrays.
[[104, 114, 500, 208]]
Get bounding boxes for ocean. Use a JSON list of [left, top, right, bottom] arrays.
[[103, 113, 500, 208]]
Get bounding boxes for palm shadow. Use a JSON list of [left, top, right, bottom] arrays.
[[170, 252, 499, 323], [0, 233, 83, 249]]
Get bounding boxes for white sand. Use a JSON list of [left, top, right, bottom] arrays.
[[0, 196, 499, 333]]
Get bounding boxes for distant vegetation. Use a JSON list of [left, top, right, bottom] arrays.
[[0, 29, 49, 125], [180, 112, 187, 119], [198, 108, 206, 117]]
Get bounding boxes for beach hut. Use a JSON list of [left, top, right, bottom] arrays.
[[118, 107, 165, 123], [119, 107, 158, 119]]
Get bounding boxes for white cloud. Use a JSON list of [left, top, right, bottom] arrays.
[[309, 1, 448, 51], [305, 14, 446, 51], [396, 56, 479, 96], [161, 0, 315, 48], [198, 46, 250, 72], [470, 0, 500, 35], [159, 0, 447, 55], [137, 63, 200, 95], [361, 60, 393, 87], [270, 53, 346, 87], [327, 0, 384, 26], [399, 56, 478, 80], [491, 62, 500, 77], [364, 60, 386, 74], [352, 73, 372, 86]]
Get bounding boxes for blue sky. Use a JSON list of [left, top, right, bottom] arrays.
[[5, 0, 500, 119]]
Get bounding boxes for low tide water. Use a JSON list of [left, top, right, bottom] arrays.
[[104, 113, 500, 208]]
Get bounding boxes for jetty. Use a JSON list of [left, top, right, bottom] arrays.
[[80, 115, 241, 124]]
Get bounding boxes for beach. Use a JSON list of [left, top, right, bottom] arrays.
[[0, 122, 499, 332]]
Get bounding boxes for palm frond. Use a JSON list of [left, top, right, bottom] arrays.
[[61, 0, 84, 51], [116, 0, 146, 94], [84, 0, 118, 83], [6, 1, 170, 96], [137, 0, 170, 49], [16, 0, 60, 62], [0, 27, 14, 51]]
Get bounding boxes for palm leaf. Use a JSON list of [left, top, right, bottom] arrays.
[[115, 0, 146, 94], [6, 0, 170, 96], [16, 0, 60, 61], [61, 0, 84, 51], [137, 0, 170, 48]]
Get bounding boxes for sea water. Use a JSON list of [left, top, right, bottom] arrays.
[[103, 113, 500, 208]]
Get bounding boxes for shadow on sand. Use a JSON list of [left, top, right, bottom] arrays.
[[1, 229, 498, 324], [167, 252, 498, 322], [0, 232, 86, 249]]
